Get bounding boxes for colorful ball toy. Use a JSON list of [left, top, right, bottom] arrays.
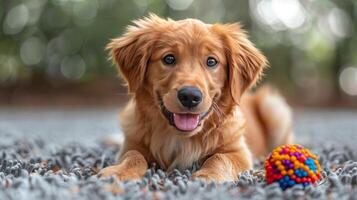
[[264, 144, 321, 190]]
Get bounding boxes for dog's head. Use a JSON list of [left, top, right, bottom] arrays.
[[108, 14, 267, 137]]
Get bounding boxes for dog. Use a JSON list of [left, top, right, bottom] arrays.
[[99, 14, 293, 181]]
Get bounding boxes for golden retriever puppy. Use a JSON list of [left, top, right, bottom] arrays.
[[100, 14, 293, 181]]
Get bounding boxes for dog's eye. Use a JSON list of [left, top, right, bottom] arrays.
[[162, 54, 176, 65], [206, 57, 218, 68]]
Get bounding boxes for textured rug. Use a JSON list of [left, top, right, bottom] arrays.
[[0, 108, 357, 199]]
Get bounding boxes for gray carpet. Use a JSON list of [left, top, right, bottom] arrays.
[[0, 107, 357, 199]]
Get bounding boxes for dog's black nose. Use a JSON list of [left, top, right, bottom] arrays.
[[177, 87, 202, 109]]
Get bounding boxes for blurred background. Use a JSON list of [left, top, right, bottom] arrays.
[[0, 0, 356, 107]]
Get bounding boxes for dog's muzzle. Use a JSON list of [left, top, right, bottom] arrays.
[[159, 101, 212, 132]]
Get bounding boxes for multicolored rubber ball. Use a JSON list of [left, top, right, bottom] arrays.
[[265, 144, 321, 190]]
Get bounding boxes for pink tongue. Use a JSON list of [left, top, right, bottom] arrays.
[[173, 113, 200, 131]]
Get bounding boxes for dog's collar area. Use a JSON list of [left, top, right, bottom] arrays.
[[159, 101, 212, 132]]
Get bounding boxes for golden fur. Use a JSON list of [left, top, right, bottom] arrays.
[[100, 14, 293, 181]]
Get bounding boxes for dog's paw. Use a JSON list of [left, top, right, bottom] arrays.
[[191, 172, 216, 181], [191, 170, 235, 182], [98, 165, 142, 181]]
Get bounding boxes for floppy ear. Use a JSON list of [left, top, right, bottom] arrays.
[[212, 23, 268, 104], [107, 14, 165, 93]]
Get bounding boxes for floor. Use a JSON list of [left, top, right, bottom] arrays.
[[1, 106, 356, 148], [0, 106, 357, 199]]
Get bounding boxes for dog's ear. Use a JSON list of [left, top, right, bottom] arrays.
[[212, 23, 268, 104], [107, 14, 165, 93]]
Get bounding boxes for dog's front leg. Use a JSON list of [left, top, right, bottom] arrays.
[[99, 150, 148, 181], [191, 148, 253, 182]]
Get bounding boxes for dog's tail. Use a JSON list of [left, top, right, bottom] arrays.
[[253, 85, 293, 151], [102, 133, 125, 148]]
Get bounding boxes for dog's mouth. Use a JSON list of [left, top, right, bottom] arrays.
[[159, 102, 212, 132]]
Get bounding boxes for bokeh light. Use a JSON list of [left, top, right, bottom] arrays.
[[250, 0, 306, 31], [20, 37, 46, 66], [60, 55, 86, 80], [327, 8, 352, 39], [3, 4, 29, 35], [0, 55, 20, 83], [73, 0, 98, 26], [165, 0, 194, 11], [339, 67, 357, 96]]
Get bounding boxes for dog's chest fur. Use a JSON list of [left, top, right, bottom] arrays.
[[120, 101, 219, 170], [119, 100, 246, 171], [149, 129, 207, 170]]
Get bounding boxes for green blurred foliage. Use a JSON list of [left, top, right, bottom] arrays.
[[0, 0, 356, 103]]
